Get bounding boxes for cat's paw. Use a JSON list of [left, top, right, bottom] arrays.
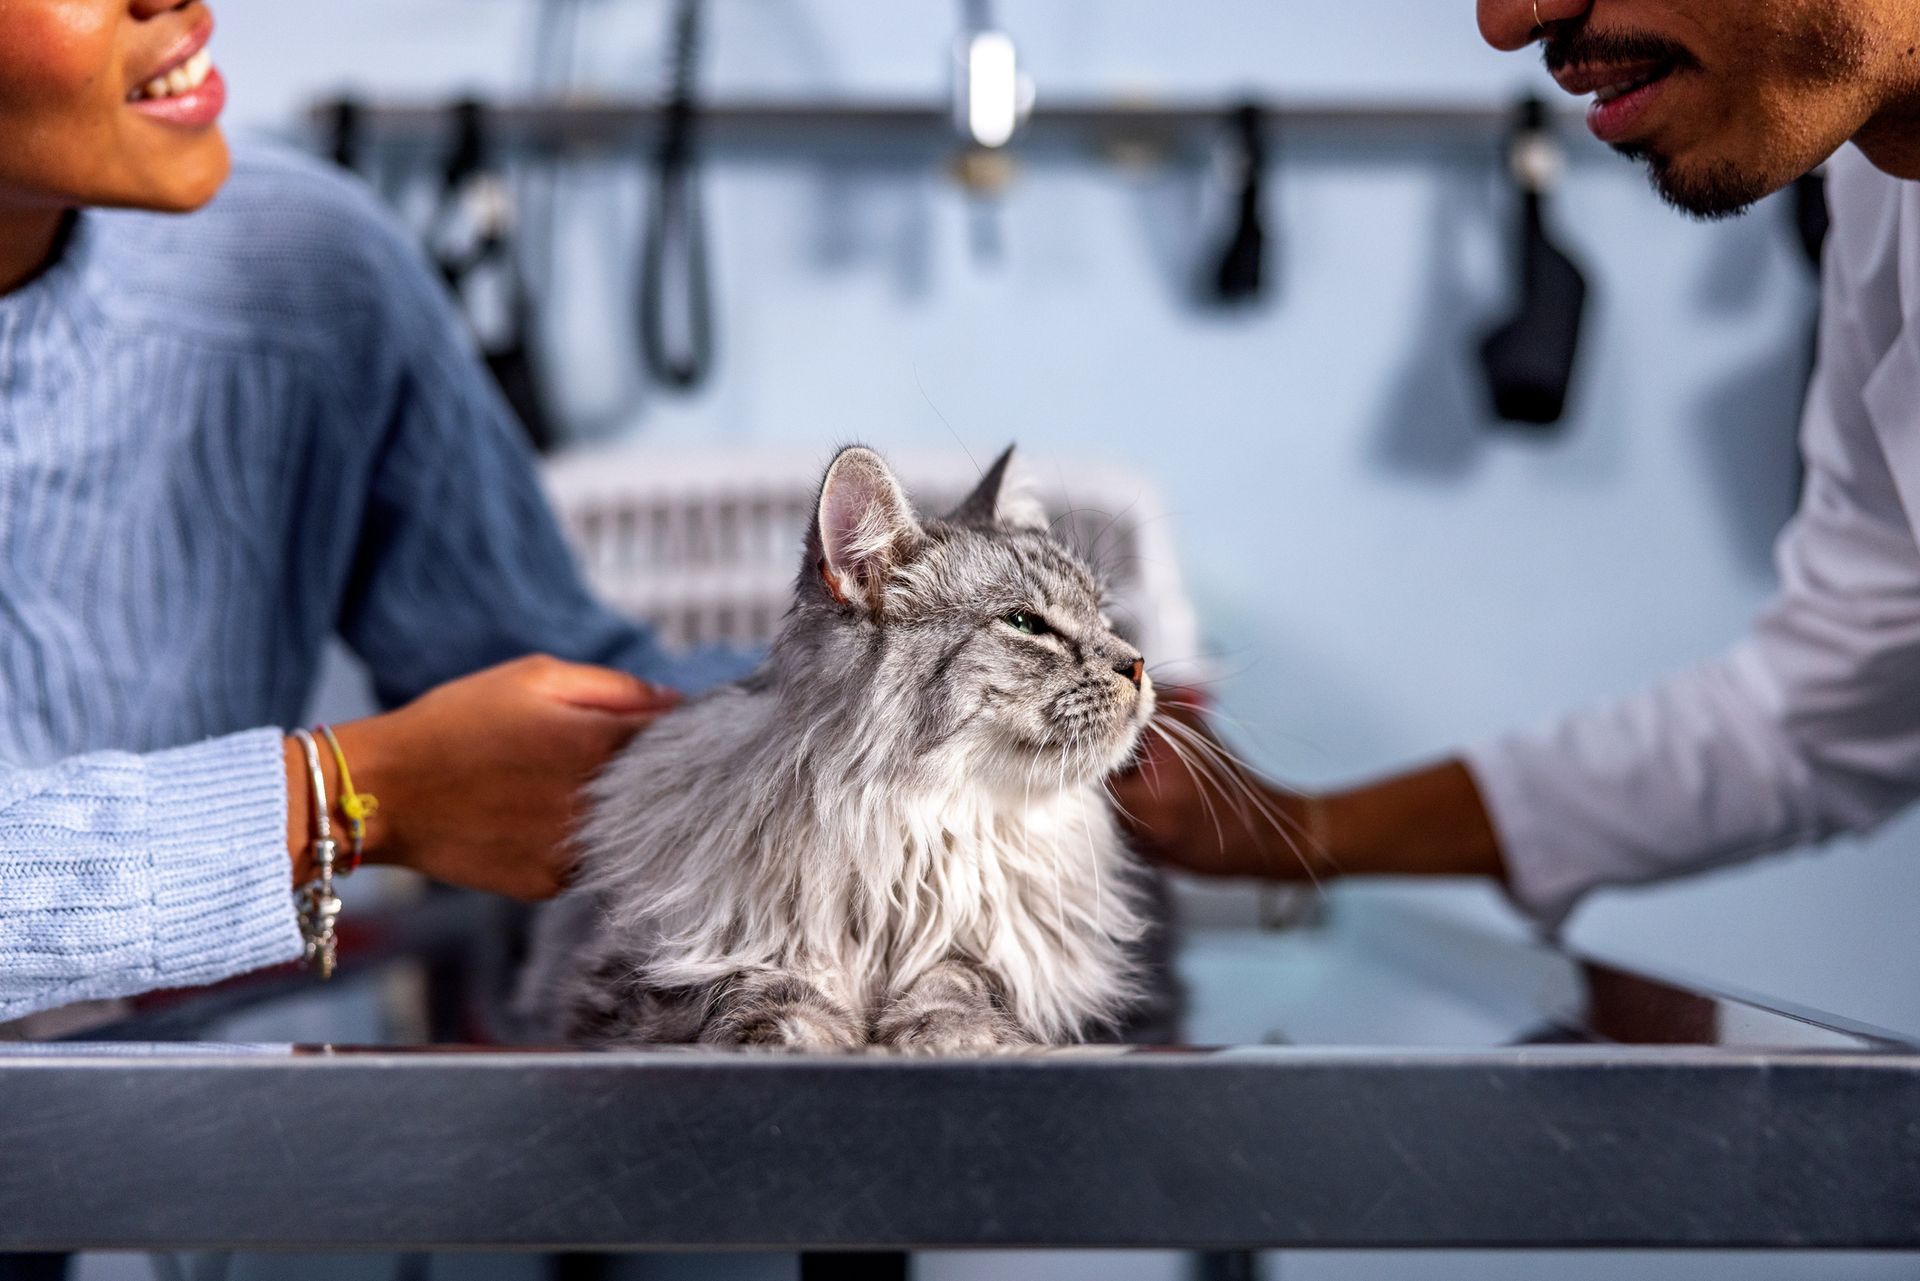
[[740, 1004, 866, 1051], [700, 973, 865, 1051], [705, 998, 864, 1051], [875, 1005, 1031, 1055]]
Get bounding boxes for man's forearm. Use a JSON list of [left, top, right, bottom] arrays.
[[1311, 758, 1509, 883], [1113, 707, 1512, 886]]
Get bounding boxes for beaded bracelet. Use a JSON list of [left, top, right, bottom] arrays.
[[290, 728, 342, 980], [316, 723, 377, 875]]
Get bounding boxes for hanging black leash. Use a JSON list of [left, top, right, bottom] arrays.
[[639, 0, 715, 391], [430, 100, 558, 452], [1207, 102, 1270, 305], [1479, 96, 1589, 428], [323, 97, 362, 173]]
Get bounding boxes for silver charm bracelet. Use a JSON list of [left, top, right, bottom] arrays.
[[291, 728, 342, 980]]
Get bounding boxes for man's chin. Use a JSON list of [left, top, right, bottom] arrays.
[[1617, 143, 1773, 221]]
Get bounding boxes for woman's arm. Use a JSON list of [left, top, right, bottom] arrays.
[[290, 656, 678, 898], [3, 655, 674, 1024], [1, 729, 296, 1022], [283, 160, 751, 705]]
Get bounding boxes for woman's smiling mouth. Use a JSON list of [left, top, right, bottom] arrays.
[[126, 10, 225, 129]]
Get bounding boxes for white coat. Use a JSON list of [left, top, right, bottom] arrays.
[[1466, 145, 1920, 925]]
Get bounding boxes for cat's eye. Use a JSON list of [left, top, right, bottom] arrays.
[[1004, 610, 1051, 636]]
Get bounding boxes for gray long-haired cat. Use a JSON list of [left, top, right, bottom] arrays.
[[524, 444, 1157, 1050]]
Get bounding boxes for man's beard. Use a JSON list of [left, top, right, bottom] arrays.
[[1616, 142, 1773, 221], [1541, 24, 1763, 219], [1544, 11, 1869, 223]]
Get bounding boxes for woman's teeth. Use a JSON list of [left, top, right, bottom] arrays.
[[133, 49, 213, 101]]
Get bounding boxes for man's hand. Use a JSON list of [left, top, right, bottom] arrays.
[[1112, 693, 1511, 887], [1111, 695, 1321, 882], [287, 655, 681, 900]]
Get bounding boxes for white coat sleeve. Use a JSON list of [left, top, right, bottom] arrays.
[[1463, 158, 1920, 926]]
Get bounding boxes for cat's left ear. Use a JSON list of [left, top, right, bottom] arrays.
[[812, 446, 925, 612], [947, 444, 1049, 532]]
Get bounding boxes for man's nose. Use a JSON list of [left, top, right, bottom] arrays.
[[1478, 0, 1591, 51]]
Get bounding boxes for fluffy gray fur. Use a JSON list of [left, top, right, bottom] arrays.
[[525, 444, 1154, 1050]]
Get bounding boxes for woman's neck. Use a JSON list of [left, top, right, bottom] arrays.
[[0, 208, 71, 296]]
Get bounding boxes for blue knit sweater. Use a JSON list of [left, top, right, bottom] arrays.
[[0, 147, 724, 1022]]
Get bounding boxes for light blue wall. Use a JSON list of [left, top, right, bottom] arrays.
[[221, 0, 1919, 1044]]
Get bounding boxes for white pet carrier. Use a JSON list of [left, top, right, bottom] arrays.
[[541, 446, 1208, 683]]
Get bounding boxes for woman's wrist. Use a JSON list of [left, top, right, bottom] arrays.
[[284, 718, 401, 884], [282, 735, 333, 885], [324, 718, 394, 869]]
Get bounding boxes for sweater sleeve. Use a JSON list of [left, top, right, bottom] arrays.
[[0, 729, 301, 1022], [323, 188, 755, 705]]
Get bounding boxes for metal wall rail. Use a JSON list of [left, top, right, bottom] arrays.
[[307, 95, 1595, 161]]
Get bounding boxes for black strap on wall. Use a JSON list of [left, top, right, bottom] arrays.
[[639, 0, 715, 391], [1479, 96, 1589, 428], [1207, 102, 1270, 305], [430, 100, 558, 452], [324, 97, 362, 173]]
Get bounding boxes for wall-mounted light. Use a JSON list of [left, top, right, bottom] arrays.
[[952, 28, 1033, 149]]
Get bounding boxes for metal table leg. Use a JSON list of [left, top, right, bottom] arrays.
[[800, 1251, 908, 1281]]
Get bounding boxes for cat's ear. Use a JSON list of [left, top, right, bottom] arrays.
[[811, 445, 924, 611], [947, 444, 1049, 532]]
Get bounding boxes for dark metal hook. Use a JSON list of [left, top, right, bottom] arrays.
[[639, 0, 715, 391]]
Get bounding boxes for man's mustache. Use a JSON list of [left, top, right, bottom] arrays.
[[1541, 22, 1702, 76]]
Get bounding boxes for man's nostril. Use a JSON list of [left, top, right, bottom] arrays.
[[1115, 657, 1144, 688]]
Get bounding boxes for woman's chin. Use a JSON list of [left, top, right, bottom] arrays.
[[117, 133, 231, 213]]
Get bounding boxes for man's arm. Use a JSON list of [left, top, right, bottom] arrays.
[[1114, 712, 1505, 885], [1122, 156, 1920, 924]]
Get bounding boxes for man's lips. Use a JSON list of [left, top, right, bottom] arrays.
[[126, 9, 215, 100], [1551, 58, 1672, 99], [1550, 56, 1682, 145]]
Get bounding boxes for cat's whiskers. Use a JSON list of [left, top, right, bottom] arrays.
[[1141, 719, 1230, 856], [1150, 715, 1318, 857], [1147, 715, 1329, 889], [1154, 723, 1278, 859]]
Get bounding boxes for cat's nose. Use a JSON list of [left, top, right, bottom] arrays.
[[1115, 657, 1144, 688]]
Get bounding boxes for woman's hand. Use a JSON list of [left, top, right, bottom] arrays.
[[285, 655, 681, 900]]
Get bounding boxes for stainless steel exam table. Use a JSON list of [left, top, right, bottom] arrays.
[[1, 888, 1915, 1253]]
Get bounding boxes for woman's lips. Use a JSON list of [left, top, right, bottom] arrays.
[[129, 66, 226, 128], [128, 8, 213, 89], [126, 9, 223, 130], [125, 9, 222, 128]]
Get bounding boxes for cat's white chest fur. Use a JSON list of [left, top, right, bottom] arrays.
[[579, 727, 1146, 1042], [817, 789, 1146, 1034]]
